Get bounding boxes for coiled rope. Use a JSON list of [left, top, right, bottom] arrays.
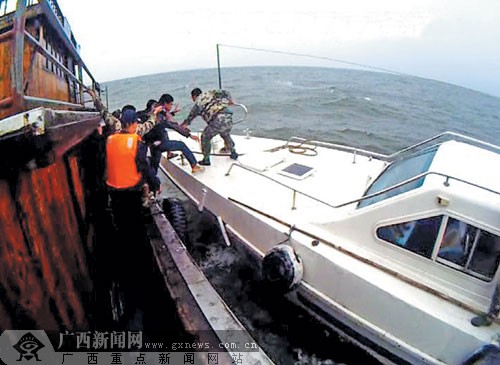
[[287, 140, 318, 156]]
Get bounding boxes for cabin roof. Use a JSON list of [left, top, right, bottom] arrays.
[[430, 140, 500, 195]]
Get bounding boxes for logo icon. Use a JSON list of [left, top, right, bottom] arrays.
[[12, 332, 45, 361]]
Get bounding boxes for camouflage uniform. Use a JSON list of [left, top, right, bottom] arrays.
[[92, 95, 155, 137], [184, 89, 237, 162]]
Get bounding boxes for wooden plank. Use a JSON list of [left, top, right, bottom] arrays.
[[146, 210, 233, 365], [147, 202, 275, 365], [67, 155, 86, 228], [0, 39, 13, 119], [15, 159, 92, 330], [0, 178, 59, 330]]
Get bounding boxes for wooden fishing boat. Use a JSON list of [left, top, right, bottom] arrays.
[[0, 6, 276, 365]]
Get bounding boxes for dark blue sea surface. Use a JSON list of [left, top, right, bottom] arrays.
[[104, 67, 500, 365]]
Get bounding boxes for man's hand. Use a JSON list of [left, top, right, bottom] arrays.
[[155, 183, 163, 195], [172, 103, 181, 114], [153, 105, 164, 115]]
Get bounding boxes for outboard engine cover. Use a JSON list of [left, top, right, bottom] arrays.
[[262, 244, 303, 294]]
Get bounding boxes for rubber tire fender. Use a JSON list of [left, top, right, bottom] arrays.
[[262, 244, 303, 294], [162, 197, 188, 243]]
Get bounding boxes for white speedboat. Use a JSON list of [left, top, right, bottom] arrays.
[[160, 126, 500, 365]]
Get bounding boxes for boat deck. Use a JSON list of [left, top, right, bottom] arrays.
[[166, 133, 386, 224]]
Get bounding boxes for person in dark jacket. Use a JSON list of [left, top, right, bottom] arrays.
[[144, 94, 202, 174], [136, 99, 157, 124]]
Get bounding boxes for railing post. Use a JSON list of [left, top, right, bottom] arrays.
[[12, 0, 27, 107], [105, 85, 109, 110], [216, 44, 222, 89]]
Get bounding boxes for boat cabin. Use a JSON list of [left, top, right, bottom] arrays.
[[0, 0, 98, 120], [326, 137, 500, 312]]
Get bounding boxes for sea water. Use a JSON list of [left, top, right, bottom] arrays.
[[104, 66, 500, 365], [104, 66, 500, 153]]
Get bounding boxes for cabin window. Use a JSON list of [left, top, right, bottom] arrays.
[[358, 147, 437, 208], [377, 216, 500, 281], [42, 31, 65, 79], [437, 218, 500, 280], [377, 216, 442, 258]]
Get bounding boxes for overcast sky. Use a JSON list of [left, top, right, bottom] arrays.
[[57, 0, 500, 97]]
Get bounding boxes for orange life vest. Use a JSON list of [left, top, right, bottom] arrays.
[[106, 133, 142, 189]]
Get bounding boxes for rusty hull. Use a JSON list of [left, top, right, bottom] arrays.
[[0, 110, 100, 331]]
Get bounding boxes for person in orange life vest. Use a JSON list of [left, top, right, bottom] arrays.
[[106, 108, 160, 194], [106, 109, 160, 285]]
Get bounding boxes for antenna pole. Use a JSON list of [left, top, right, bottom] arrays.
[[216, 44, 222, 89]]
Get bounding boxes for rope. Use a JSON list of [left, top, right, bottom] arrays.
[[218, 44, 411, 77], [216, 44, 451, 87], [287, 140, 318, 156]]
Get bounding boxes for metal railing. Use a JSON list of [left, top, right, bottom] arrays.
[[284, 137, 387, 161], [225, 160, 500, 211], [0, 0, 99, 112], [225, 163, 338, 210], [45, 0, 63, 26], [386, 132, 500, 160], [284, 132, 500, 165], [232, 103, 248, 125], [1, 0, 38, 16]]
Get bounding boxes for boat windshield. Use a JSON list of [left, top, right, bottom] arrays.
[[358, 147, 437, 208]]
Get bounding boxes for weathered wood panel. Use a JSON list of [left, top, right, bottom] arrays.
[[27, 49, 73, 104], [0, 179, 59, 330], [0, 155, 94, 330], [0, 38, 13, 118], [1, 21, 78, 120], [68, 155, 86, 227], [17, 159, 91, 329]]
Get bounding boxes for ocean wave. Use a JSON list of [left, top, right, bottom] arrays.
[[104, 66, 500, 147]]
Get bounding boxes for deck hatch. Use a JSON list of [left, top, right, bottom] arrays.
[[278, 163, 314, 180]]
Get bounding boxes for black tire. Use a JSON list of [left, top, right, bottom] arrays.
[[162, 197, 188, 243], [262, 244, 303, 294]]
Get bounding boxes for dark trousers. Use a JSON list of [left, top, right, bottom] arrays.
[[150, 139, 197, 173], [108, 189, 149, 298]]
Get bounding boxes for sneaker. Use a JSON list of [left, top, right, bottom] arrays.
[[230, 151, 238, 160], [167, 152, 179, 159], [199, 159, 211, 166], [191, 165, 204, 174]]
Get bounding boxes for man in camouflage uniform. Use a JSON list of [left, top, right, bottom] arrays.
[[181, 88, 238, 165], [88, 89, 156, 138]]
